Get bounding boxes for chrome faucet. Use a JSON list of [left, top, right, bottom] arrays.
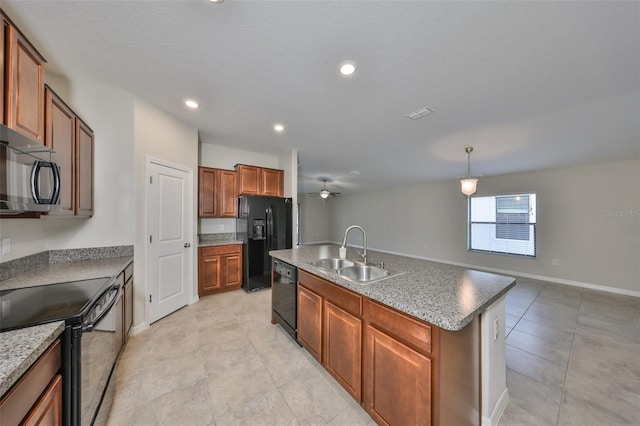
[[341, 225, 367, 264]]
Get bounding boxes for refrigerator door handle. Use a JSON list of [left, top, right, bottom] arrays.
[[266, 206, 273, 249]]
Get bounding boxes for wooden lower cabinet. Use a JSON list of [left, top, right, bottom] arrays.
[[297, 270, 362, 401], [0, 339, 62, 426], [297, 284, 323, 361], [22, 374, 62, 426], [295, 270, 480, 426], [364, 323, 432, 426], [198, 244, 243, 296]]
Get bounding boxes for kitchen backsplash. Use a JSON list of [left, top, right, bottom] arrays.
[[0, 245, 133, 281], [198, 233, 238, 243]]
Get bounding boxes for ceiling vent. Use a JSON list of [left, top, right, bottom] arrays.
[[406, 107, 433, 120]]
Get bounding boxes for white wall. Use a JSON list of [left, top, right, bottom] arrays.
[[329, 159, 640, 294], [134, 99, 199, 327], [298, 195, 330, 244], [0, 76, 135, 262], [278, 149, 298, 243], [42, 77, 136, 250]]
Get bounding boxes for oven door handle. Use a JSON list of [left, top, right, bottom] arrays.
[[81, 284, 120, 333]]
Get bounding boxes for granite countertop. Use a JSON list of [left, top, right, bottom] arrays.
[[199, 240, 244, 248], [198, 233, 243, 248], [0, 321, 65, 396], [0, 256, 133, 291], [270, 244, 516, 331]]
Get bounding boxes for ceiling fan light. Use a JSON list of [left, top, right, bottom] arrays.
[[320, 189, 330, 199]]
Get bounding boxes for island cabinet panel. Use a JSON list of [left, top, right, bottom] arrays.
[[297, 270, 363, 401], [198, 245, 243, 296], [198, 167, 237, 218], [4, 20, 46, 143], [324, 301, 362, 401], [365, 325, 431, 426], [297, 284, 323, 361]]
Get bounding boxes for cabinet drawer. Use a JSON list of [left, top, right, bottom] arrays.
[[364, 299, 432, 355], [0, 339, 61, 426], [200, 244, 242, 257], [298, 270, 361, 317]]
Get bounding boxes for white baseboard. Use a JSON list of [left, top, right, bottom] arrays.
[[130, 322, 149, 336], [482, 388, 509, 426], [354, 244, 640, 298]]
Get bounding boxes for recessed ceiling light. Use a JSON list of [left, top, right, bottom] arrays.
[[185, 99, 199, 109], [207, 0, 224, 3], [339, 61, 357, 77], [348, 170, 361, 176], [274, 124, 285, 133]]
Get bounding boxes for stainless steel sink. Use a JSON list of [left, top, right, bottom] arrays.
[[312, 258, 356, 270], [337, 264, 391, 284]]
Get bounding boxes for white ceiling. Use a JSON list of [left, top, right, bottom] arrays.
[[4, 0, 639, 195]]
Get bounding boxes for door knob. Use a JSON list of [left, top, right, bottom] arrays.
[[184, 243, 191, 248]]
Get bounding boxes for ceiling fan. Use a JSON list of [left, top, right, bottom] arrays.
[[308, 179, 342, 198]]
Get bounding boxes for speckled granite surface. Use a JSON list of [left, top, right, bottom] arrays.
[[270, 244, 516, 331], [198, 233, 243, 247], [0, 246, 133, 281], [0, 251, 49, 281], [0, 257, 133, 291], [0, 321, 65, 396], [49, 245, 133, 263]]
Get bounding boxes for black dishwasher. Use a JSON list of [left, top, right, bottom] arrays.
[[272, 259, 298, 341]]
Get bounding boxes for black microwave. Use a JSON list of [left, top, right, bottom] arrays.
[[0, 124, 61, 214]]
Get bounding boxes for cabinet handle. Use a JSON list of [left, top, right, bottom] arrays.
[[184, 242, 191, 248]]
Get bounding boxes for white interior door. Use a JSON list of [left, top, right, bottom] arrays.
[[147, 160, 192, 324]]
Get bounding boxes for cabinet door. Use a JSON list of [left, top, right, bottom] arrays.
[[222, 251, 242, 289], [21, 374, 62, 426], [236, 164, 259, 195], [297, 285, 323, 361], [198, 252, 222, 295], [218, 169, 238, 217], [364, 325, 432, 426], [324, 301, 362, 401], [5, 24, 45, 143], [260, 168, 283, 197], [198, 167, 216, 217], [75, 119, 94, 217], [45, 87, 76, 216]]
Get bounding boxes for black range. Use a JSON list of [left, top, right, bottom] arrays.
[[0, 277, 120, 425]]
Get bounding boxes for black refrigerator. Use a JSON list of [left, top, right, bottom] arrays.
[[237, 196, 293, 292]]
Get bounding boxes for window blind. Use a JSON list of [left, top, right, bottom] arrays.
[[469, 193, 536, 257]]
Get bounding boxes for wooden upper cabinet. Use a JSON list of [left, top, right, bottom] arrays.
[[3, 13, 46, 143], [198, 244, 243, 296], [260, 167, 284, 197], [236, 164, 284, 197], [236, 164, 260, 195], [45, 87, 76, 216], [44, 85, 94, 218], [75, 119, 94, 217], [198, 167, 238, 218]]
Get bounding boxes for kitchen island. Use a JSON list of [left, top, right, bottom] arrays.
[[270, 244, 516, 426]]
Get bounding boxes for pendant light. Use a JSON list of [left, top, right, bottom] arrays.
[[460, 146, 479, 196]]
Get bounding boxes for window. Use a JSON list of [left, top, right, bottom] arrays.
[[468, 193, 536, 257]]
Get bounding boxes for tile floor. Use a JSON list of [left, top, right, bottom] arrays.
[[105, 279, 640, 426]]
